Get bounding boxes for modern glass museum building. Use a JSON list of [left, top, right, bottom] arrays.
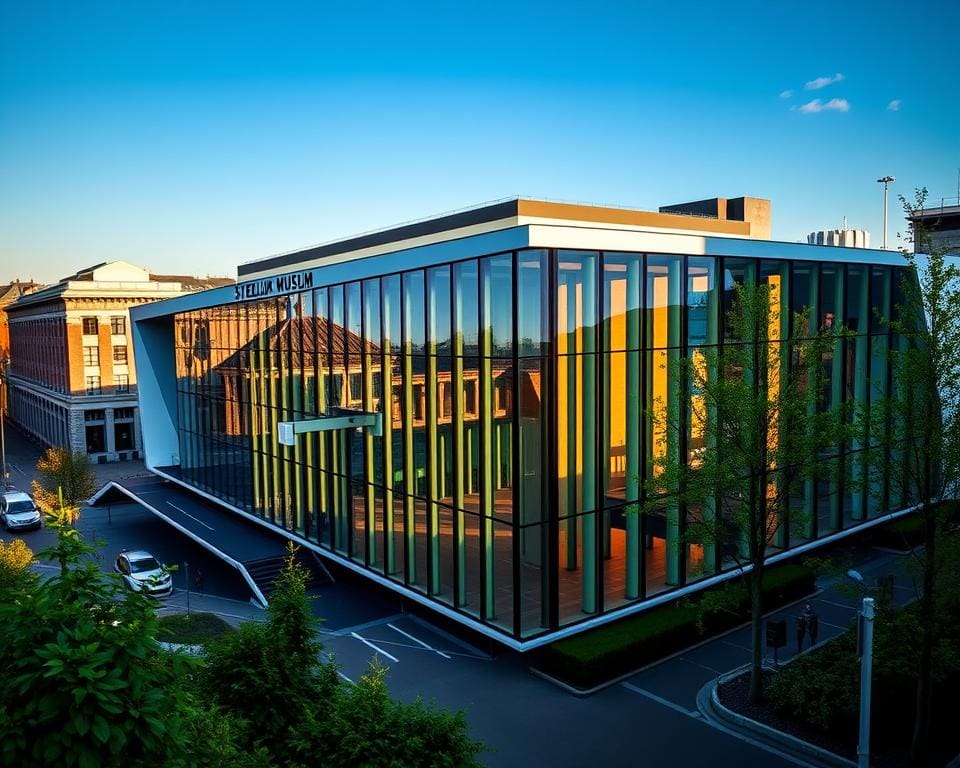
[[130, 198, 915, 649]]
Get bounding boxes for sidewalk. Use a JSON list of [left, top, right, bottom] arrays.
[[607, 544, 915, 766], [2, 421, 151, 491]]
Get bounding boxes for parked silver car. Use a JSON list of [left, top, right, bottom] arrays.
[[0, 491, 42, 532], [114, 550, 173, 597]]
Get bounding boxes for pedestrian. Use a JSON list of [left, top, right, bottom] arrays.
[[804, 604, 819, 646], [795, 612, 807, 653], [194, 568, 205, 593]]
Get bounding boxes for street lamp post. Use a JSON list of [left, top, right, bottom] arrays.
[[877, 175, 896, 250], [848, 570, 875, 768], [856, 597, 876, 768]]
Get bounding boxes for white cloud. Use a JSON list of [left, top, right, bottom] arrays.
[[796, 97, 850, 113], [780, 89, 793, 99], [804, 73, 845, 90], [888, 99, 901, 111]]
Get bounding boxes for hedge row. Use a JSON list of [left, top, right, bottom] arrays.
[[870, 515, 924, 551], [535, 563, 815, 690], [870, 504, 959, 551]]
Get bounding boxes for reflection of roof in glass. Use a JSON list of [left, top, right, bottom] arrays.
[[215, 316, 376, 371]]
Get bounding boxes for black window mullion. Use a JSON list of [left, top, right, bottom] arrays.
[[511, 251, 522, 637], [594, 252, 605, 613], [677, 254, 689, 587], [639, 252, 648, 599]]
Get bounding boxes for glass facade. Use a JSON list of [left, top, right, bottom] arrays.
[[172, 250, 912, 641]]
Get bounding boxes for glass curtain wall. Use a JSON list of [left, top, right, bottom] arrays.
[[172, 252, 911, 641]]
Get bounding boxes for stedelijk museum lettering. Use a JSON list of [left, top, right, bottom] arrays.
[[234, 270, 314, 301]]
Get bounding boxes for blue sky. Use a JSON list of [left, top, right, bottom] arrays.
[[1, 0, 957, 284]]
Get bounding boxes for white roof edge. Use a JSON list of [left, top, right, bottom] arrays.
[[131, 224, 909, 323]]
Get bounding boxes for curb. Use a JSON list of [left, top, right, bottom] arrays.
[[697, 676, 855, 768], [529, 588, 824, 696]]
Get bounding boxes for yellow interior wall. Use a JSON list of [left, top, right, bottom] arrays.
[[652, 274, 668, 476], [608, 279, 627, 479]]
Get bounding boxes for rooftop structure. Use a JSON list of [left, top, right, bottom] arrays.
[[907, 197, 960, 255]]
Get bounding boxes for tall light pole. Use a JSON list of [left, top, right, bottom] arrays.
[[877, 175, 895, 249], [848, 570, 875, 768]]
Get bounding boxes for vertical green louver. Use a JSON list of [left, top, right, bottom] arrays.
[[480, 265, 495, 620], [625, 257, 641, 599], [665, 258, 682, 586]]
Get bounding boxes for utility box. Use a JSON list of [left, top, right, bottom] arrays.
[[766, 618, 787, 649]]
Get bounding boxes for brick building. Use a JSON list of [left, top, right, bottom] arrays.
[[5, 261, 231, 462], [0, 280, 43, 362], [0, 279, 44, 414]]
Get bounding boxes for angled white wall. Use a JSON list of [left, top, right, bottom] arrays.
[[131, 314, 179, 469]]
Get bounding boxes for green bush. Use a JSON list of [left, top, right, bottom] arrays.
[[157, 612, 234, 645], [537, 563, 816, 689], [767, 628, 859, 735], [871, 514, 924, 551], [767, 602, 960, 747], [200, 549, 485, 766], [288, 661, 484, 768], [0, 521, 194, 768]]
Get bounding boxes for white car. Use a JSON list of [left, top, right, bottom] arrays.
[[114, 550, 173, 597], [0, 491, 42, 532]]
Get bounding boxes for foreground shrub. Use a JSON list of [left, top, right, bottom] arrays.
[[200, 546, 485, 766], [289, 661, 485, 768], [0, 522, 191, 768], [0, 536, 34, 590]]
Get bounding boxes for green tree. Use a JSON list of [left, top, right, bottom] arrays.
[[878, 188, 960, 766], [201, 546, 485, 766], [645, 281, 850, 704], [0, 519, 192, 768], [31, 447, 97, 524], [200, 545, 339, 759]]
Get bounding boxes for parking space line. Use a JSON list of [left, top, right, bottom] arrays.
[[166, 501, 214, 531], [819, 619, 848, 630], [328, 613, 406, 637], [620, 682, 700, 718], [388, 623, 451, 659], [817, 599, 856, 610], [677, 656, 724, 675], [351, 631, 399, 663], [719, 639, 751, 652], [337, 671, 354, 684]]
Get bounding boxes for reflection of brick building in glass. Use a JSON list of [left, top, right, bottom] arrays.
[[132, 198, 922, 649]]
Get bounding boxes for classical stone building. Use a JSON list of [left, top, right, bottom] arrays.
[[5, 261, 231, 462]]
